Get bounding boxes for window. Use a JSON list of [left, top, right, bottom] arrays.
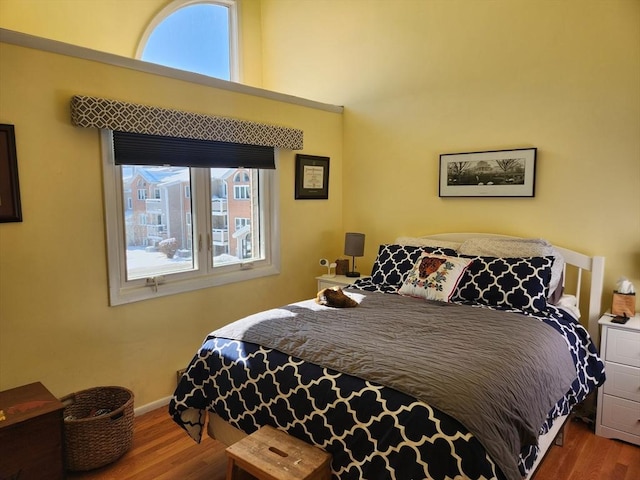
[[101, 131, 280, 305], [235, 218, 250, 230], [138, 0, 238, 81], [234, 171, 250, 182], [93, 0, 286, 304], [234, 184, 250, 200]]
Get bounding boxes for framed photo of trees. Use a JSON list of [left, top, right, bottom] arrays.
[[439, 148, 536, 197]]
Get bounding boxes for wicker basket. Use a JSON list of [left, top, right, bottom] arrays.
[[60, 386, 134, 471]]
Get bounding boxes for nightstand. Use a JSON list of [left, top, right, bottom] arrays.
[[316, 274, 364, 290], [595, 313, 640, 446], [0, 382, 65, 480]]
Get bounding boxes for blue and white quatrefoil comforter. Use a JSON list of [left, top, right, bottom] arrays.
[[170, 290, 604, 480]]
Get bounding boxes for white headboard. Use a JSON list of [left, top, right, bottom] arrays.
[[421, 233, 606, 345]]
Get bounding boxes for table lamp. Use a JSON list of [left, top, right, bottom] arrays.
[[344, 232, 365, 277]]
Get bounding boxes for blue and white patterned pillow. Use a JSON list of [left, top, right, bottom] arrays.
[[451, 255, 554, 313], [368, 244, 458, 293]]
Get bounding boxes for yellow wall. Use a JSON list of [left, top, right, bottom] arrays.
[[1, 0, 639, 406], [0, 42, 343, 404], [0, 0, 265, 87], [260, 0, 640, 304], [0, 0, 162, 57]]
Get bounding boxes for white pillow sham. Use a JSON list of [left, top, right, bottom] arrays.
[[394, 236, 462, 250]]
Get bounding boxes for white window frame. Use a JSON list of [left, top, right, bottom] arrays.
[[101, 130, 280, 305], [234, 184, 250, 200], [136, 0, 240, 82], [235, 217, 250, 230]]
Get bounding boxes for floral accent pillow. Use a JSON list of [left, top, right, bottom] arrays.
[[369, 244, 459, 293], [398, 254, 475, 302]]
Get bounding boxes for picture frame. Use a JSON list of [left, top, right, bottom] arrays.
[[439, 147, 537, 197], [295, 154, 330, 200], [0, 124, 22, 222]]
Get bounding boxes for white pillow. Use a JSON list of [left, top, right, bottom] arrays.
[[399, 253, 474, 302], [555, 294, 581, 320], [458, 237, 564, 302], [394, 236, 462, 250]]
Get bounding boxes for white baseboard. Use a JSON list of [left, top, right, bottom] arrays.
[[134, 395, 172, 417]]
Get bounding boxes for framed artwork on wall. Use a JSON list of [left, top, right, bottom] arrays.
[[439, 147, 537, 197], [0, 124, 22, 222], [295, 154, 330, 200]]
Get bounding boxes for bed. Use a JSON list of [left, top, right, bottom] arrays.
[[170, 233, 606, 480]]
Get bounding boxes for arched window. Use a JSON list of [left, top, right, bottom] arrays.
[[137, 0, 238, 81], [234, 171, 250, 183]]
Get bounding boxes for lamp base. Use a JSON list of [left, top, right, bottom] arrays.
[[346, 271, 361, 278]]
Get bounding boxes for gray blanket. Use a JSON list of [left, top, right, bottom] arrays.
[[213, 290, 577, 480]]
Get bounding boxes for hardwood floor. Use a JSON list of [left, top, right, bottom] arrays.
[[66, 407, 228, 480], [66, 408, 639, 480], [533, 417, 639, 480]]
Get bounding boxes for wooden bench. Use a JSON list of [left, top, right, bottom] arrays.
[[225, 425, 331, 480]]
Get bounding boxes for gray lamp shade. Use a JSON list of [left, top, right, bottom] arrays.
[[344, 233, 365, 257]]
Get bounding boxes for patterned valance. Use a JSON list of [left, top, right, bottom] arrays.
[[70, 95, 303, 150]]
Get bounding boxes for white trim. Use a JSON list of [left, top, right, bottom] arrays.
[[134, 395, 172, 417], [0, 28, 343, 114], [226, 0, 240, 81]]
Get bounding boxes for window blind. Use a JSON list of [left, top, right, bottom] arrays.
[[113, 131, 275, 169]]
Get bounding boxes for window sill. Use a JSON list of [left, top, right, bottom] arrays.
[[108, 263, 280, 306]]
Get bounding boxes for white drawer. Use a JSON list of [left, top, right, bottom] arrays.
[[601, 394, 640, 436], [604, 362, 640, 402], [606, 327, 640, 367], [318, 279, 346, 290]]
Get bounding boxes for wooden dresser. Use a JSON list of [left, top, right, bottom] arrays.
[[0, 382, 65, 480]]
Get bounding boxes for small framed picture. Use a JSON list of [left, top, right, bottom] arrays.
[[439, 147, 537, 197], [0, 124, 22, 222], [295, 154, 330, 200]]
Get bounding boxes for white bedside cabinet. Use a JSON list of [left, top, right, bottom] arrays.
[[316, 274, 365, 290], [595, 313, 640, 446]]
